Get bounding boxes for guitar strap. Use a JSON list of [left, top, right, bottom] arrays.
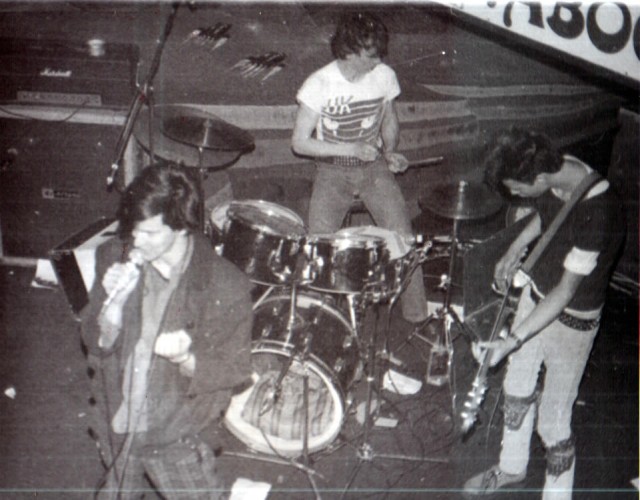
[[519, 170, 603, 275], [459, 171, 604, 434], [485, 171, 603, 343]]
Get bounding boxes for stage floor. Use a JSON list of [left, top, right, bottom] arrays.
[[0, 260, 636, 498]]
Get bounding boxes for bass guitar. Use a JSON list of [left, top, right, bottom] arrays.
[[459, 171, 603, 435], [460, 282, 521, 435]]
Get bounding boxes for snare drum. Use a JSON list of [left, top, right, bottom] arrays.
[[224, 291, 359, 457], [303, 230, 388, 294], [338, 226, 414, 296], [222, 200, 307, 285]]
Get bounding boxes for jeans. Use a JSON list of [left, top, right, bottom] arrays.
[[308, 160, 429, 323], [499, 286, 599, 499]]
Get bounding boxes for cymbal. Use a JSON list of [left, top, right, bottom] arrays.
[[419, 180, 503, 220], [162, 111, 254, 152], [134, 104, 253, 169]]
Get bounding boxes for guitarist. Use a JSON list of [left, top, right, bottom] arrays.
[[463, 128, 625, 499]]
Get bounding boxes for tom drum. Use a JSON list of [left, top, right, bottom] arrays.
[[221, 200, 307, 285]]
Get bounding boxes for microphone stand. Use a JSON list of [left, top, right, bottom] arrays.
[[225, 280, 324, 499], [106, 3, 179, 189]]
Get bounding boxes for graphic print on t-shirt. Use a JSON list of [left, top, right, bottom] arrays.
[[318, 95, 384, 145]]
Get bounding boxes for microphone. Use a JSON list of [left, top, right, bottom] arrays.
[[102, 250, 144, 308]]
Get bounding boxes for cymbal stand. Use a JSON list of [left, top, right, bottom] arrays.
[[195, 147, 208, 234], [408, 218, 472, 389], [339, 252, 448, 499]]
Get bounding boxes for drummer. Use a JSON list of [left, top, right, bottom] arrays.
[[291, 11, 430, 325]]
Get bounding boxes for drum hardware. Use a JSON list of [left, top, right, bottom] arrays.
[[331, 237, 448, 498], [410, 181, 503, 387], [219, 210, 446, 493], [369, 237, 433, 304], [341, 193, 376, 229], [225, 281, 356, 499], [267, 240, 297, 284], [133, 104, 255, 233], [338, 281, 449, 499]]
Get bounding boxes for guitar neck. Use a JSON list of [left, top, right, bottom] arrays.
[[476, 287, 519, 375]]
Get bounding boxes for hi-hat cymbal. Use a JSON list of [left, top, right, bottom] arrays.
[[134, 104, 253, 169], [419, 180, 503, 220]]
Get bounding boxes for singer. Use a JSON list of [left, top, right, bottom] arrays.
[[79, 162, 253, 499]]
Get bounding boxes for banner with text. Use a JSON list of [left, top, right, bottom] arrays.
[[445, 1, 639, 84]]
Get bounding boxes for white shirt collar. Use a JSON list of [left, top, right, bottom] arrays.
[[551, 155, 609, 200]]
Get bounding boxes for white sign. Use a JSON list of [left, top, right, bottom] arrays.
[[446, 1, 640, 83]]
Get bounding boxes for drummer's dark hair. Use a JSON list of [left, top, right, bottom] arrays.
[[484, 127, 563, 195], [117, 161, 201, 238], [331, 11, 389, 59]]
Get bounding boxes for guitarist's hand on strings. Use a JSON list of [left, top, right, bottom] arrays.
[[493, 247, 527, 294], [471, 329, 523, 368]]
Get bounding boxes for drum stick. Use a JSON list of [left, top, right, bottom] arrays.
[[407, 156, 444, 169]]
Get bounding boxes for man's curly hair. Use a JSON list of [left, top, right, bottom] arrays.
[[484, 127, 563, 197], [330, 11, 389, 60]]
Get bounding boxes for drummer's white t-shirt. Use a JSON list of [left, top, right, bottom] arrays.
[[296, 60, 400, 147]]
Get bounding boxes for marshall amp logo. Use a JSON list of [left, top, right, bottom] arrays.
[[39, 67, 72, 78], [0, 37, 138, 108]]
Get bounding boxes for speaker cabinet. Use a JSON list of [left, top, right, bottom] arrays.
[[0, 117, 121, 258], [0, 38, 138, 109]]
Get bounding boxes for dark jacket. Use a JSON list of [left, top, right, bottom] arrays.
[[80, 233, 254, 447]]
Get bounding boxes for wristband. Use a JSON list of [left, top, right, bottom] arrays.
[[508, 331, 524, 349]]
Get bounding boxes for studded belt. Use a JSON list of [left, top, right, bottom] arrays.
[[531, 292, 600, 331], [316, 156, 374, 167]]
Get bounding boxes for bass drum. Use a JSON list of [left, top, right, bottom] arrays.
[[224, 292, 359, 457]]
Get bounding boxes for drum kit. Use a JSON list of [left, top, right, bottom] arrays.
[[126, 97, 504, 494], [217, 181, 503, 498], [218, 199, 434, 460], [219, 181, 503, 455]]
